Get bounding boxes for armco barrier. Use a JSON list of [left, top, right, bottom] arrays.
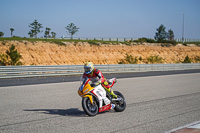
[[0, 63, 200, 79]]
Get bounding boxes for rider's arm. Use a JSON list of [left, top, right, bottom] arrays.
[[95, 69, 104, 84]]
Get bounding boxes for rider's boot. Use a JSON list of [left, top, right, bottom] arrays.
[[110, 89, 117, 99]]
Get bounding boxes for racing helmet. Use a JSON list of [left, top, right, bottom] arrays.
[[84, 62, 94, 74]]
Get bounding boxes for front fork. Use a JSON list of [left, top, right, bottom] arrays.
[[83, 95, 94, 104]]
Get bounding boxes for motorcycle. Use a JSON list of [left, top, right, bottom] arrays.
[[78, 77, 126, 116]]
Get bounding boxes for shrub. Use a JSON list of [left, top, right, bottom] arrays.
[[168, 40, 177, 46], [87, 40, 100, 46], [161, 43, 172, 47], [121, 41, 132, 45], [0, 54, 9, 66], [147, 55, 163, 64], [139, 56, 142, 61], [183, 43, 187, 46], [134, 37, 156, 43], [0, 44, 22, 66], [118, 54, 138, 64], [2, 41, 6, 45], [51, 41, 66, 46], [182, 55, 192, 63]]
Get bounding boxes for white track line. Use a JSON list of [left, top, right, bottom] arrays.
[[165, 121, 200, 133], [188, 122, 200, 129]]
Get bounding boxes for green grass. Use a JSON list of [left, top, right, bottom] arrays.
[[1, 37, 200, 46], [0, 37, 134, 46], [0, 37, 75, 43]]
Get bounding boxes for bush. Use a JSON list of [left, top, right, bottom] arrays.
[[134, 37, 156, 43], [50, 41, 66, 46], [168, 40, 177, 46], [182, 55, 192, 63], [2, 41, 6, 45], [118, 54, 138, 64], [87, 40, 100, 46], [161, 43, 173, 47], [0, 44, 22, 66], [0, 54, 9, 66], [139, 56, 142, 61], [147, 55, 163, 64]]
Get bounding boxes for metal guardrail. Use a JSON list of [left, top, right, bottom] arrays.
[[0, 63, 200, 79]]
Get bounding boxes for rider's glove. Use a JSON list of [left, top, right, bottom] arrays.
[[95, 81, 101, 86]]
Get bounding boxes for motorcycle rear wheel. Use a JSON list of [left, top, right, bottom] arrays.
[[82, 97, 98, 116], [113, 91, 126, 112]]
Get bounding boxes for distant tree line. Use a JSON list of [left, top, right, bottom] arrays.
[[28, 20, 79, 39], [0, 22, 174, 44], [0, 20, 79, 39], [133, 24, 176, 45]]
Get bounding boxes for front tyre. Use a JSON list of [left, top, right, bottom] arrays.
[[82, 97, 98, 116], [113, 91, 126, 112]]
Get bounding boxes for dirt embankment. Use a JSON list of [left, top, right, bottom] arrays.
[[0, 41, 200, 65]]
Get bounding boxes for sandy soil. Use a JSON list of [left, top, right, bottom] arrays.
[[0, 41, 200, 65]]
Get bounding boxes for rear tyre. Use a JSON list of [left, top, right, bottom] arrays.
[[82, 97, 98, 116], [113, 91, 126, 112]]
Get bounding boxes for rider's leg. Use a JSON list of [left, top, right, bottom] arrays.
[[102, 81, 117, 98]]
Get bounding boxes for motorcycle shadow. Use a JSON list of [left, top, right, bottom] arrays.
[[24, 108, 87, 117]]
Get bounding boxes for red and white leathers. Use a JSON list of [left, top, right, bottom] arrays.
[[83, 68, 104, 85], [83, 68, 117, 98]]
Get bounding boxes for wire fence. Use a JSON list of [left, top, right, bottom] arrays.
[[0, 63, 200, 79]]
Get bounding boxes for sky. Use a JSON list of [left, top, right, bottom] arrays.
[[0, 0, 200, 39]]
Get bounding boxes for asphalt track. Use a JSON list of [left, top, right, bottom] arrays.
[[0, 70, 200, 133]]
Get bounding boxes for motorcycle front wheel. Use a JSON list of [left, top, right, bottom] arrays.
[[82, 97, 98, 116]]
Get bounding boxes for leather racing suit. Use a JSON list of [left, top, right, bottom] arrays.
[[83, 68, 117, 98]]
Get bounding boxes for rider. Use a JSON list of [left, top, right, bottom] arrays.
[[83, 62, 118, 99]]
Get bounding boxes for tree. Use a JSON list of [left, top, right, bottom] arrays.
[[10, 28, 14, 37], [0, 44, 22, 66], [154, 24, 168, 42], [6, 44, 22, 65], [28, 30, 35, 38], [51, 32, 56, 39], [0, 32, 4, 37], [44, 27, 51, 38], [65, 23, 79, 39], [28, 20, 43, 38], [168, 29, 175, 41]]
